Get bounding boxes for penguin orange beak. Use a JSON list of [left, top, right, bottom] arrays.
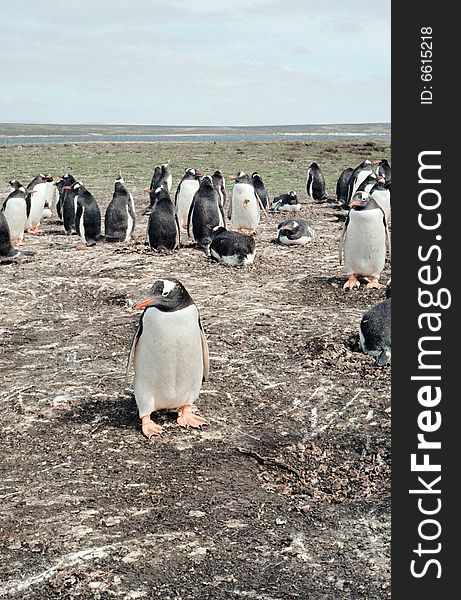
[[349, 199, 361, 207], [372, 160, 380, 164], [133, 295, 160, 310]]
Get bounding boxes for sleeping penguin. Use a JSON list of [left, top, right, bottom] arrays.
[[271, 191, 301, 213], [209, 226, 255, 267], [359, 297, 391, 367], [128, 278, 209, 438], [277, 218, 315, 246]]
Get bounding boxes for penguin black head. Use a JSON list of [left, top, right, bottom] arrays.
[[350, 192, 379, 211], [309, 162, 319, 169], [199, 175, 214, 190], [211, 225, 227, 238], [231, 171, 251, 184], [114, 175, 128, 195], [289, 191, 297, 198], [278, 220, 300, 234], [134, 278, 193, 312], [8, 180, 24, 191]]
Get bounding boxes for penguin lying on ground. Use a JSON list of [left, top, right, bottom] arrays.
[[128, 278, 209, 438], [2, 181, 28, 245], [147, 186, 180, 252], [277, 218, 315, 246], [105, 173, 136, 242], [359, 297, 391, 366], [306, 162, 329, 203], [188, 176, 225, 254], [271, 191, 301, 213], [175, 168, 201, 231], [339, 191, 390, 290], [209, 226, 255, 266], [74, 183, 101, 246]]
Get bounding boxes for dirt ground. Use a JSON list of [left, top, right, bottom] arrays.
[[0, 142, 390, 599]]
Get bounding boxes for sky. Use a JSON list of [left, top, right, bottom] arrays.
[[0, 0, 391, 126]]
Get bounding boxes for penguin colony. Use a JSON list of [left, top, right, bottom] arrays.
[[1, 157, 391, 436]]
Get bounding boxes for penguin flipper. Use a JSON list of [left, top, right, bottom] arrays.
[[338, 219, 349, 265], [125, 317, 144, 384], [199, 319, 209, 382], [227, 195, 233, 221], [187, 198, 195, 239], [174, 214, 181, 249]]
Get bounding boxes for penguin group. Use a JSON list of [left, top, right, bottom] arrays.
[[2, 153, 391, 438]]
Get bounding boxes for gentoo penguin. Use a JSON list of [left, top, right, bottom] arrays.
[[175, 168, 201, 231], [188, 176, 225, 254], [24, 174, 51, 233], [159, 163, 173, 192], [251, 172, 269, 209], [129, 278, 209, 438], [0, 211, 33, 262], [336, 168, 354, 208], [209, 226, 255, 267], [104, 174, 136, 242], [277, 218, 315, 246], [212, 170, 227, 209], [74, 183, 101, 246], [228, 171, 260, 234], [43, 177, 56, 218], [359, 298, 391, 366], [2, 180, 28, 245], [62, 180, 80, 235], [56, 173, 76, 221], [271, 191, 301, 213], [147, 186, 180, 252], [374, 159, 391, 181], [346, 160, 375, 207], [370, 177, 391, 224], [306, 162, 329, 202], [340, 192, 389, 290], [149, 165, 162, 191]]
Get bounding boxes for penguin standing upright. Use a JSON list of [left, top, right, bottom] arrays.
[[159, 163, 173, 191], [370, 177, 391, 224], [56, 173, 76, 221], [346, 160, 374, 207], [212, 170, 227, 209], [129, 278, 209, 438], [277, 218, 315, 246], [306, 162, 329, 203], [209, 226, 255, 267], [251, 172, 269, 209], [229, 171, 260, 234], [188, 176, 225, 254], [2, 181, 28, 245], [359, 297, 391, 366], [336, 168, 354, 208], [0, 211, 33, 262], [43, 178, 56, 218], [374, 159, 391, 181], [340, 192, 389, 290], [74, 184, 101, 246], [104, 173, 136, 242], [62, 180, 80, 235], [24, 174, 50, 233], [175, 168, 201, 231], [147, 186, 180, 252], [150, 165, 162, 191]]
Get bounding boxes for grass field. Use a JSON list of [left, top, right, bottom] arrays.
[[0, 140, 391, 599]]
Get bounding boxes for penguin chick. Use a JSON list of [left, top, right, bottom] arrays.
[[128, 278, 209, 438]]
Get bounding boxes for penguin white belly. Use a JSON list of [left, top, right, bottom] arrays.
[[26, 183, 47, 228], [125, 204, 134, 241], [134, 305, 203, 416], [4, 199, 27, 241], [279, 234, 311, 246], [211, 248, 255, 266], [277, 203, 301, 213], [44, 182, 55, 212], [232, 184, 260, 229], [78, 206, 86, 243], [177, 180, 199, 229], [166, 174, 173, 192], [344, 211, 386, 277]]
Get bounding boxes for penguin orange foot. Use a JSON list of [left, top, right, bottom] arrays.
[[141, 416, 163, 438], [343, 275, 360, 290], [177, 405, 207, 428], [366, 277, 384, 289], [26, 227, 42, 234]]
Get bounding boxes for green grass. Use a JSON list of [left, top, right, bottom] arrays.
[[0, 140, 391, 201]]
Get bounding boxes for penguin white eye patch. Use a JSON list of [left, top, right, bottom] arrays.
[[161, 279, 176, 296]]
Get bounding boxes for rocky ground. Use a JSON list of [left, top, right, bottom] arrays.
[[0, 141, 391, 599]]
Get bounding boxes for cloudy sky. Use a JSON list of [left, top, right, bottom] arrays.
[[0, 0, 390, 125]]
